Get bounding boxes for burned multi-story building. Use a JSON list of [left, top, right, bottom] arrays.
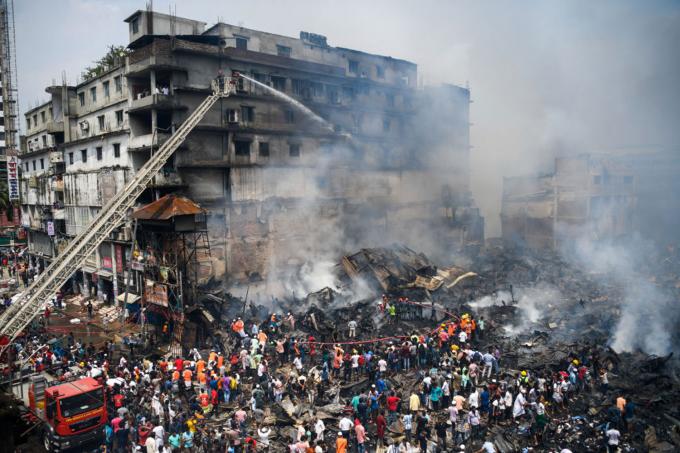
[[124, 10, 481, 286], [20, 8, 482, 299], [501, 154, 636, 250]]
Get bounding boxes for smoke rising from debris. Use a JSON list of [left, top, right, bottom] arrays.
[[470, 284, 565, 337], [565, 236, 678, 356]]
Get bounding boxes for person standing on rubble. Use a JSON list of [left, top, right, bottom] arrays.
[[335, 432, 347, 453], [354, 418, 368, 453], [513, 388, 527, 420], [348, 319, 357, 338], [315, 417, 326, 443], [388, 303, 397, 324], [286, 312, 296, 331], [623, 399, 635, 432], [605, 425, 621, 453]]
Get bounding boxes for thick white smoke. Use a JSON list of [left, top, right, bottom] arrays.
[[567, 236, 675, 356], [470, 284, 564, 336]]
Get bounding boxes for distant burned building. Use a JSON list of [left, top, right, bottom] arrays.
[[502, 154, 636, 249], [605, 147, 680, 246]]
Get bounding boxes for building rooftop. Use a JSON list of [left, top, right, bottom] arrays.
[[132, 194, 204, 220]]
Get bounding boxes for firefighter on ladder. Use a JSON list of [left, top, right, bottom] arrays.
[[217, 70, 226, 93]]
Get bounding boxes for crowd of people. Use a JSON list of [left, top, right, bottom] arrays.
[[8, 291, 637, 453]]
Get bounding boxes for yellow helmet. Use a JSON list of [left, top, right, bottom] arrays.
[[451, 345, 459, 351], [572, 359, 579, 365], [521, 370, 527, 377]]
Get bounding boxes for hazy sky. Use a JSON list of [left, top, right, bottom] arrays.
[[15, 0, 680, 235]]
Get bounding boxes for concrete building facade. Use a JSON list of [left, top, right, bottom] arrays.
[[21, 9, 482, 298], [123, 10, 482, 291], [20, 65, 141, 301]]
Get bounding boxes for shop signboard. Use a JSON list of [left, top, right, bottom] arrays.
[[145, 279, 169, 307]]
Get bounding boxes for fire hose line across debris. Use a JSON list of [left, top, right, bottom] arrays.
[[295, 300, 462, 346]]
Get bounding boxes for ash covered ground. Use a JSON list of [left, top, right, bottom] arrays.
[[209, 243, 680, 452]]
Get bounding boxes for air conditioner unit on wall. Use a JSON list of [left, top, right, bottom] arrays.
[[79, 120, 90, 136]]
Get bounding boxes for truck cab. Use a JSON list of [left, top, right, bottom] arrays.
[[29, 376, 106, 452]]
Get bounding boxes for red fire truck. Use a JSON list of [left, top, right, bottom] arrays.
[[28, 375, 106, 452]]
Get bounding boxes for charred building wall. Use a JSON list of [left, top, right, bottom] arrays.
[[122, 10, 482, 287], [607, 148, 680, 247], [502, 154, 636, 250]]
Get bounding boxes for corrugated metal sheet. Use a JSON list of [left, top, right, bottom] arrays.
[[132, 194, 204, 220]]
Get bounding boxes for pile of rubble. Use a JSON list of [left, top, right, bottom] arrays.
[[193, 244, 680, 452]]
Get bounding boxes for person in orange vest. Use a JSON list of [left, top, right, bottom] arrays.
[[336, 432, 348, 453], [196, 358, 206, 376], [257, 329, 268, 346], [182, 368, 193, 392], [198, 369, 208, 392], [233, 318, 245, 336], [217, 353, 224, 369], [208, 349, 217, 364], [460, 316, 469, 332]]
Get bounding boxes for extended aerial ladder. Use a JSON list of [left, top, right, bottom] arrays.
[[0, 78, 237, 357]]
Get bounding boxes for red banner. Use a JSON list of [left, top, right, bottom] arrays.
[[115, 245, 123, 274]]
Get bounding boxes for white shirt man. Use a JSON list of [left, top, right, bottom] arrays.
[[152, 425, 165, 448], [258, 427, 271, 447], [477, 441, 496, 453], [606, 428, 621, 446], [348, 320, 358, 337], [402, 413, 413, 433], [351, 354, 360, 369], [459, 331, 467, 343], [513, 391, 527, 418], [315, 419, 326, 441], [468, 388, 479, 409], [339, 416, 353, 433]]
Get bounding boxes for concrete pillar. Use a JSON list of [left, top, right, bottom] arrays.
[[150, 70, 158, 134], [150, 70, 157, 94], [151, 109, 158, 135], [111, 243, 118, 299]]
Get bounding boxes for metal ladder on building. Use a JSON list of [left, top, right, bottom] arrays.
[[0, 79, 236, 357]]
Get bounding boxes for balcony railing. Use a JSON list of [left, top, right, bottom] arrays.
[[129, 93, 178, 112], [151, 170, 184, 187], [45, 120, 64, 134], [128, 132, 170, 151]]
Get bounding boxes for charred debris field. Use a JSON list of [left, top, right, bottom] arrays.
[[209, 244, 680, 452]]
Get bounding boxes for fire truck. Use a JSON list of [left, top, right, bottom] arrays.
[[28, 376, 106, 452]]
